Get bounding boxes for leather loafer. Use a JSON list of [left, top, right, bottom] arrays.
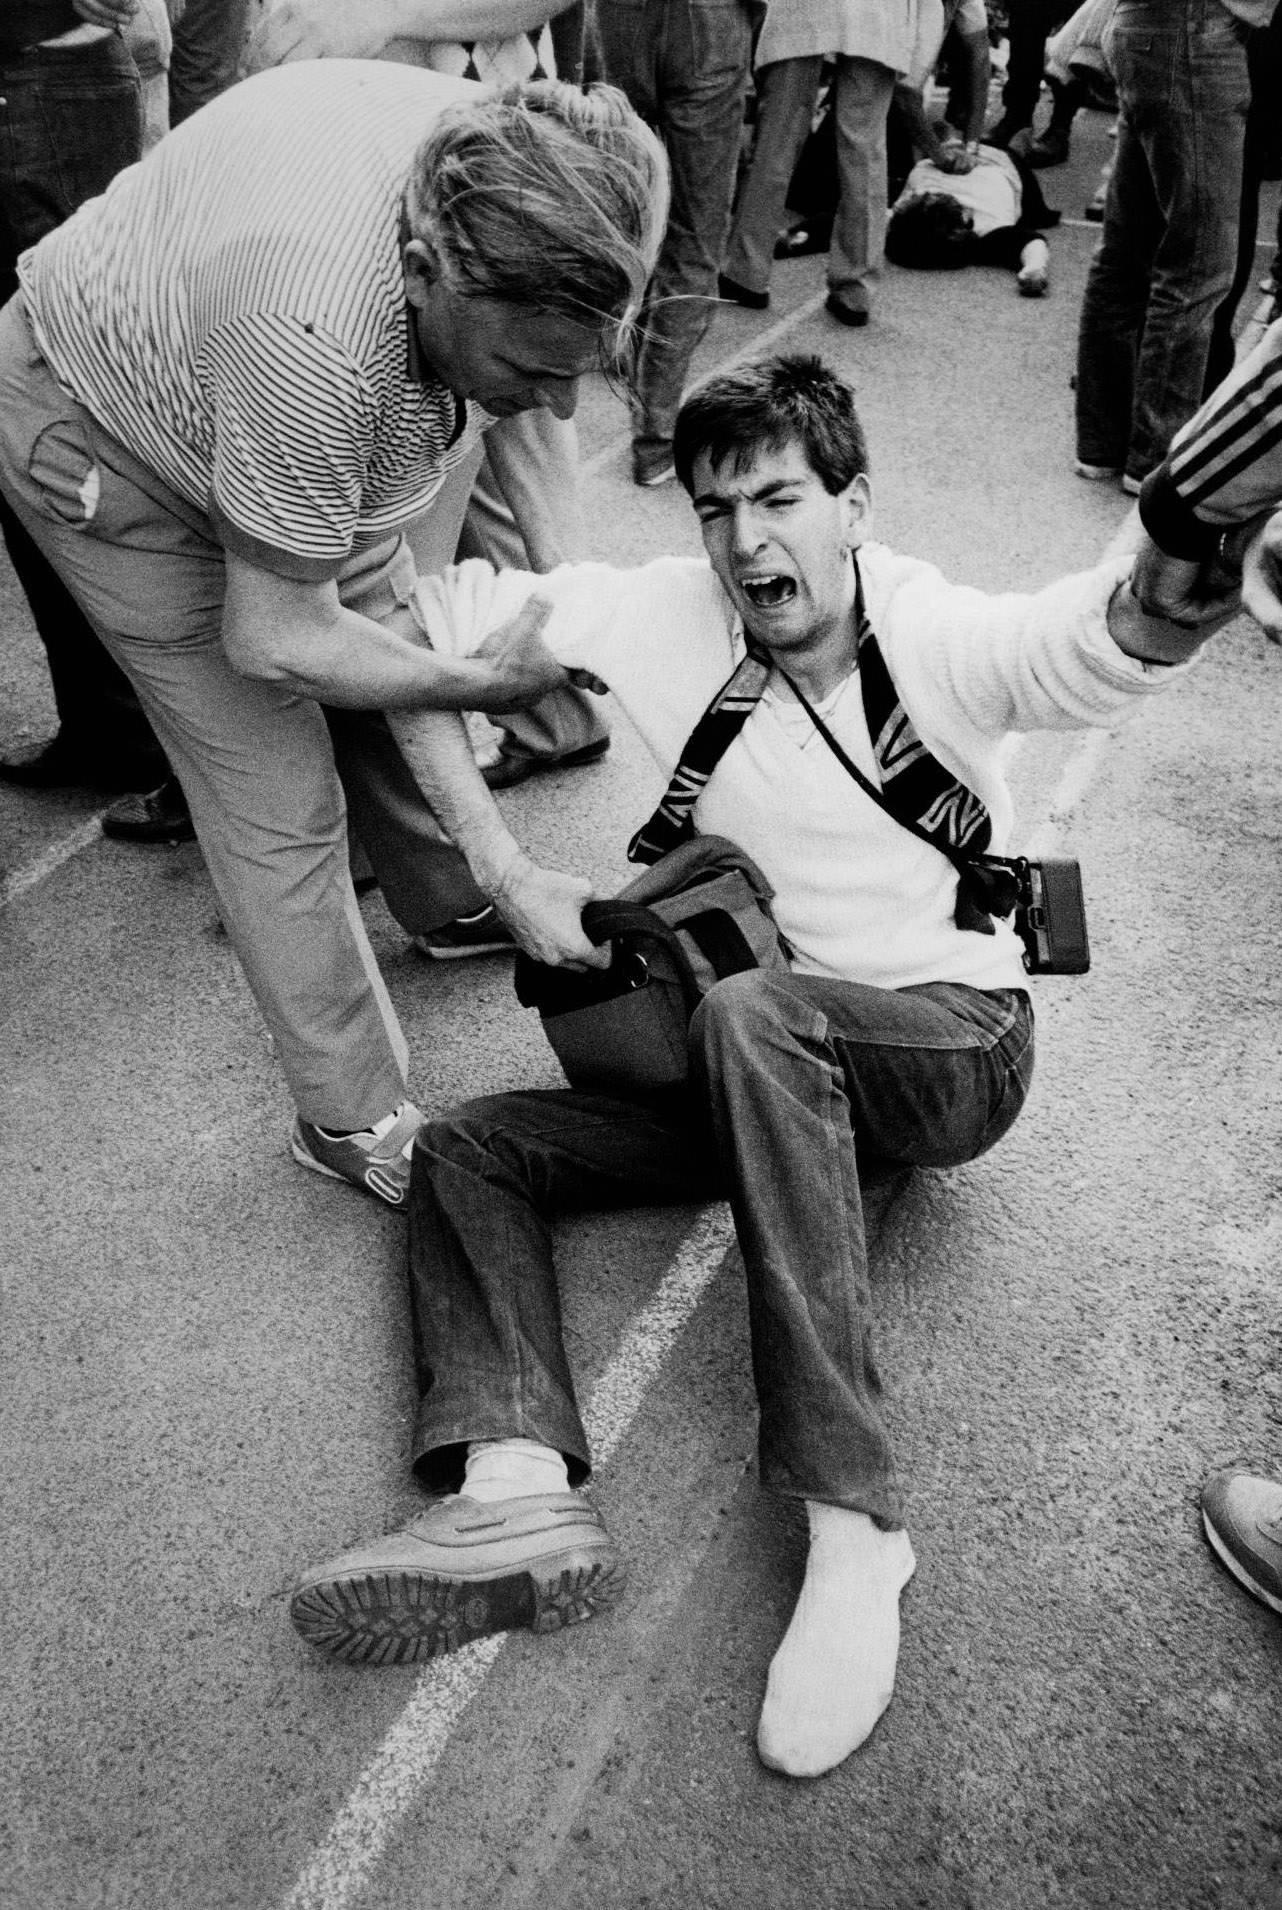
[[101, 776, 195, 844], [717, 272, 769, 310], [479, 735, 610, 790], [290, 1490, 624, 1664], [824, 293, 869, 328]]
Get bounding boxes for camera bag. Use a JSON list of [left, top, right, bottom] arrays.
[[512, 833, 789, 1095]]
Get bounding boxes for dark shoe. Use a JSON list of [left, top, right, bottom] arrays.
[[0, 734, 162, 793], [632, 445, 677, 488], [101, 776, 195, 844], [410, 903, 516, 959], [479, 735, 610, 790], [982, 115, 1027, 149], [824, 292, 869, 328], [717, 272, 769, 311], [774, 223, 831, 260], [1027, 123, 1071, 168], [1201, 1471, 1282, 1615], [290, 1491, 625, 1664]]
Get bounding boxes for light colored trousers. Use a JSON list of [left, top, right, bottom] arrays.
[[0, 294, 487, 1131], [723, 54, 897, 311]]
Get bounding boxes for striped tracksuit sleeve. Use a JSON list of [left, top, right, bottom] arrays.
[[1138, 318, 1282, 560]]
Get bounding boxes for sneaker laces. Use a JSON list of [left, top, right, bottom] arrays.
[[318, 1100, 419, 1159]]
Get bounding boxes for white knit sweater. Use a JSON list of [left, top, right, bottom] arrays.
[[416, 543, 1190, 993]]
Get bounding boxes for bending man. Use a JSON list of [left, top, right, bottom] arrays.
[[0, 67, 665, 1205]]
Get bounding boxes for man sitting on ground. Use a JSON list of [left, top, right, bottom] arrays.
[[289, 355, 1233, 1778]]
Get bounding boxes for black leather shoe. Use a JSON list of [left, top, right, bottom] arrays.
[[479, 736, 610, 790], [0, 734, 162, 792], [101, 776, 195, 844], [824, 293, 869, 328], [717, 273, 769, 311]]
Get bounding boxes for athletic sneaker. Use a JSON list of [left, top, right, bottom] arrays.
[[411, 904, 516, 959], [290, 1100, 424, 1208], [1075, 460, 1122, 482], [290, 1491, 625, 1665], [1201, 1470, 1282, 1615]]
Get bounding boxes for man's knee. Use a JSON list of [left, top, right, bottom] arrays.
[[690, 968, 800, 1069]]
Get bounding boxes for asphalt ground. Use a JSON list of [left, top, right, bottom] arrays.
[[3, 108, 1281, 1910]]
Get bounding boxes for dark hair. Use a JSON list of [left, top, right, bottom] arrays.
[[672, 354, 869, 497], [884, 192, 975, 270]]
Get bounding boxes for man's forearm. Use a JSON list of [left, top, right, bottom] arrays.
[[384, 705, 523, 894], [231, 600, 520, 711], [1139, 322, 1282, 560], [961, 30, 990, 146], [893, 83, 950, 165]]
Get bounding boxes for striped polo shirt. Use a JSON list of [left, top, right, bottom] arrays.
[[18, 60, 491, 581]]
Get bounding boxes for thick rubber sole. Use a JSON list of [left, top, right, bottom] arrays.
[[1202, 1511, 1282, 1615], [290, 1550, 626, 1665]]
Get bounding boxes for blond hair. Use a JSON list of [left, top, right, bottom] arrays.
[[407, 81, 668, 372]]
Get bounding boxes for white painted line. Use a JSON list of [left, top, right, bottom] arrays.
[[283, 1205, 736, 1910], [0, 813, 105, 912]]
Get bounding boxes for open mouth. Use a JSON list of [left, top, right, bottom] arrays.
[[740, 574, 797, 609]]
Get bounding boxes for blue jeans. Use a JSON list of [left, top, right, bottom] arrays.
[[407, 971, 1035, 1527], [1074, 0, 1250, 481], [595, 0, 755, 461], [167, 0, 250, 126]]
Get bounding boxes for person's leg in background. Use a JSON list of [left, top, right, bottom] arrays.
[[0, 29, 174, 804], [1120, 0, 1248, 483], [1204, 11, 1281, 392], [824, 55, 896, 327], [167, 0, 251, 125], [720, 55, 826, 305], [987, 0, 1072, 148], [595, 0, 755, 486], [1074, 4, 1167, 485], [455, 408, 611, 788]]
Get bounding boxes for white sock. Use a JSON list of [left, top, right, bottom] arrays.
[[757, 1503, 916, 1778], [462, 1438, 570, 1504]]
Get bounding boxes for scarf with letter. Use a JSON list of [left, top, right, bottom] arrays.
[[628, 556, 1017, 933]]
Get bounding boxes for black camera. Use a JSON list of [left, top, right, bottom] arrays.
[[1010, 856, 1090, 975]]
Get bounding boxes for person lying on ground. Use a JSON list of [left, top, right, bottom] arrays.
[[885, 140, 1059, 295]]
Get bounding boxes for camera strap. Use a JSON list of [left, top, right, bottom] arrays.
[[777, 666, 1022, 934]]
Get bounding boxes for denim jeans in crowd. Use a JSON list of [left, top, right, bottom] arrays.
[[408, 970, 1035, 1529], [594, 0, 755, 469], [1074, 0, 1250, 482], [0, 30, 163, 779]]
